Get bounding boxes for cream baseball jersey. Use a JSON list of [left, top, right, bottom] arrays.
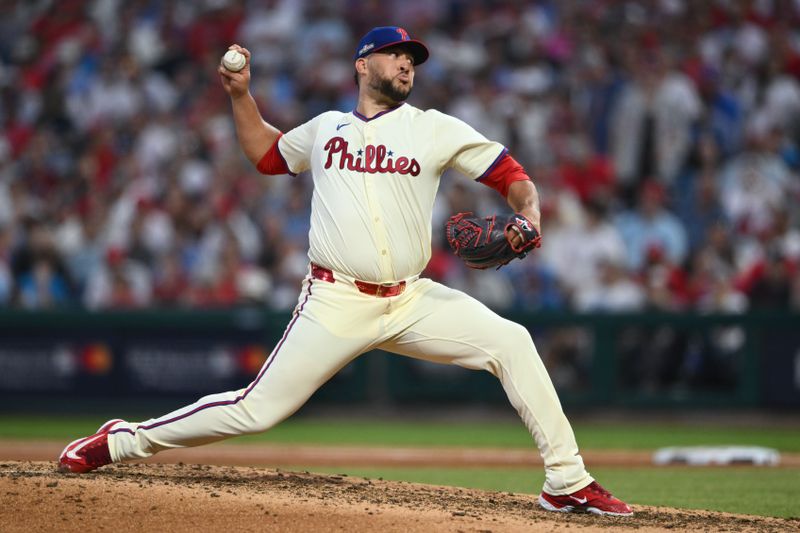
[[277, 103, 506, 283]]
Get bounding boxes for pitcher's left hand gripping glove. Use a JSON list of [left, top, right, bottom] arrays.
[[445, 212, 541, 270]]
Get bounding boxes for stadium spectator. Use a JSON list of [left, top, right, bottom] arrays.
[[573, 257, 646, 313], [614, 181, 689, 272], [609, 47, 702, 201], [542, 196, 627, 307], [16, 256, 70, 309], [673, 134, 729, 253], [0, 224, 12, 305], [719, 127, 795, 236]]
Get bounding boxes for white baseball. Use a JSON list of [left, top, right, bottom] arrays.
[[222, 50, 246, 72]]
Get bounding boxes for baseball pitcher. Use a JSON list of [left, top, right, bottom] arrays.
[[59, 26, 632, 517]]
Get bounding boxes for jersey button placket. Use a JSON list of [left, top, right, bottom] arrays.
[[362, 122, 393, 280]]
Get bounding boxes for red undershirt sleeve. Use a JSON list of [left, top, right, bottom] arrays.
[[256, 134, 296, 176], [476, 152, 531, 197]]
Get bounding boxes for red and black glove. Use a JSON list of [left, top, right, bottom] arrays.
[[445, 212, 541, 270]]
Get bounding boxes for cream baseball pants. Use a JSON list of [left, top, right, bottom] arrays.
[[109, 269, 593, 495]]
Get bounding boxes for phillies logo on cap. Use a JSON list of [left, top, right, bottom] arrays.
[[353, 26, 430, 64]]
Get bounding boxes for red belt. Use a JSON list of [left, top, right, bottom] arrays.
[[311, 263, 406, 298]]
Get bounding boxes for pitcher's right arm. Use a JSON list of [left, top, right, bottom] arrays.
[[219, 45, 281, 166]]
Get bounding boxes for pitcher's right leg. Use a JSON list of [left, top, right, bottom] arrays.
[[377, 279, 592, 495], [106, 276, 381, 462]]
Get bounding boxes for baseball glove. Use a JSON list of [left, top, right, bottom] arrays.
[[445, 212, 542, 270]]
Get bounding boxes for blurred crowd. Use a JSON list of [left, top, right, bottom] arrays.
[[1, 0, 799, 313]]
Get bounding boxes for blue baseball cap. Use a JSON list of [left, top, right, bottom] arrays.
[[354, 26, 429, 65]]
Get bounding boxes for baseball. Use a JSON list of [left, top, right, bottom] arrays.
[[222, 49, 246, 72]]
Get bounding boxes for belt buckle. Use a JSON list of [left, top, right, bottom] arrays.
[[377, 282, 393, 298], [378, 281, 404, 297]]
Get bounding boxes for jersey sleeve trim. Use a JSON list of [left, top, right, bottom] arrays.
[[276, 138, 298, 177], [256, 133, 297, 176], [477, 152, 531, 197], [477, 147, 509, 180]]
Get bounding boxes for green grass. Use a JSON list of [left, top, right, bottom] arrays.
[[573, 423, 800, 452], [288, 465, 800, 519], [2, 416, 799, 452]]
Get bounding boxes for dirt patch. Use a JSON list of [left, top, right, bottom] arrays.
[[2, 462, 796, 533]]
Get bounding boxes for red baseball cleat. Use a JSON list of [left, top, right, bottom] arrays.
[[58, 419, 124, 473], [539, 481, 633, 516]]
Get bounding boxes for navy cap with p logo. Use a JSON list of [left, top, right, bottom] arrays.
[[354, 26, 429, 65]]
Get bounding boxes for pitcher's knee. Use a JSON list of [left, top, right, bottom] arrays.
[[492, 323, 539, 365], [498, 322, 535, 352], [241, 403, 285, 434], [237, 412, 283, 435], [239, 394, 305, 435], [246, 422, 271, 435]]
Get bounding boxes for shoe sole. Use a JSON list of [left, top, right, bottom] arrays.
[[538, 495, 633, 517], [58, 419, 124, 473]]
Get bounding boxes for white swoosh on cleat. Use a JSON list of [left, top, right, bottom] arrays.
[[65, 433, 104, 461], [569, 496, 588, 504]]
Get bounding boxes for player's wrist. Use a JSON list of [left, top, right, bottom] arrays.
[[229, 89, 252, 102], [517, 211, 541, 233]]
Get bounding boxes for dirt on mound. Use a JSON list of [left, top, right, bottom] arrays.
[[2, 462, 795, 533]]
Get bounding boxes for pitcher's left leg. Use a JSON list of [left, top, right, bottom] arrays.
[[378, 279, 591, 495]]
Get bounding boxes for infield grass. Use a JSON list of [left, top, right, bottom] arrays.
[[2, 416, 799, 452]]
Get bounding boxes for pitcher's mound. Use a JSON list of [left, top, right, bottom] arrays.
[[1, 461, 794, 532]]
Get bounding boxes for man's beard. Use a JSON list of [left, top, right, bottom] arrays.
[[369, 73, 412, 103]]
